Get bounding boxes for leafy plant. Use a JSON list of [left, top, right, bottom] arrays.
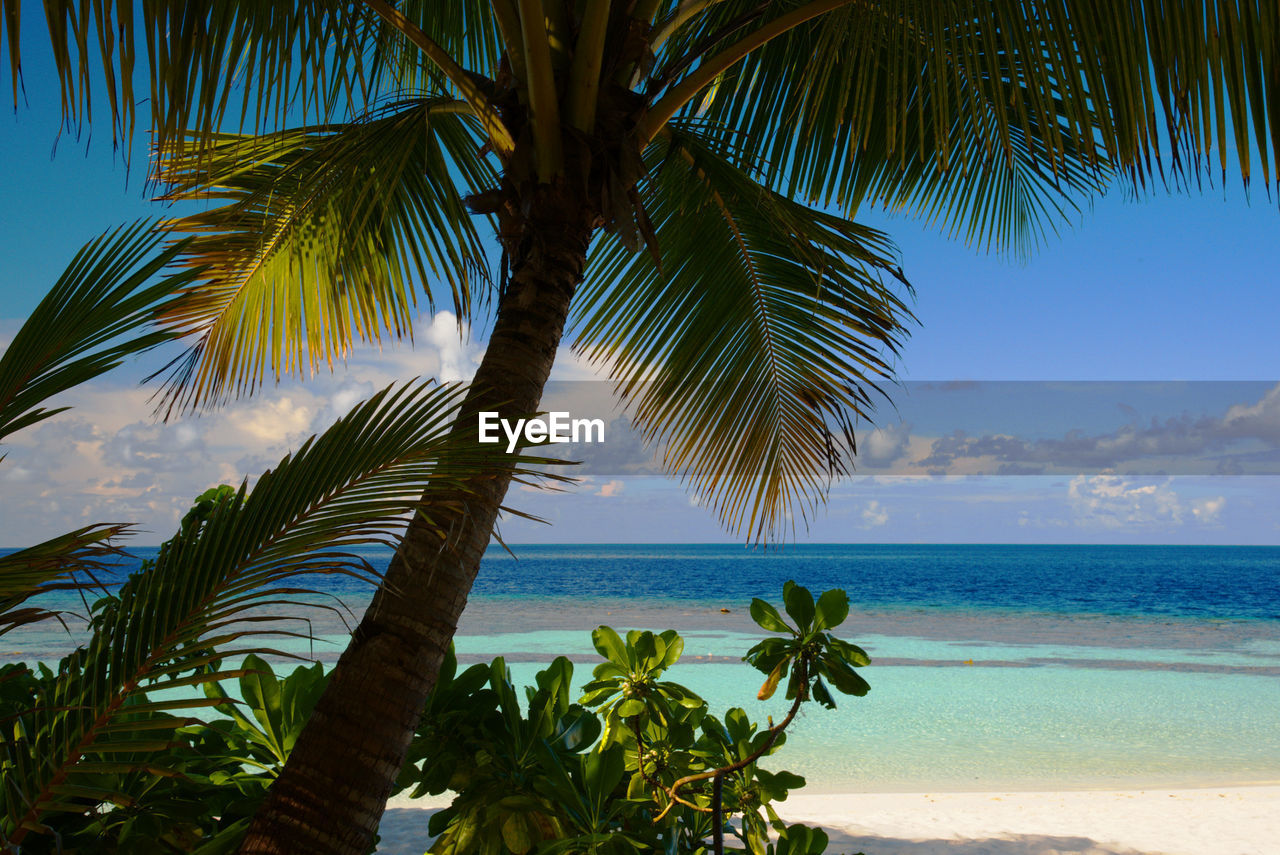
[[0, 652, 331, 854], [0, 227, 531, 850], [398, 583, 870, 855]]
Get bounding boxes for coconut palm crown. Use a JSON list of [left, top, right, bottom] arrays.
[[4, 2, 1278, 853]]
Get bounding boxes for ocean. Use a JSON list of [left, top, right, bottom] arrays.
[[8, 543, 1280, 792]]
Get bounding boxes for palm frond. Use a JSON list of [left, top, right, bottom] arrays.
[[152, 99, 496, 414], [574, 125, 915, 541], [0, 1, 374, 161], [0, 379, 504, 844], [366, 0, 506, 97], [0, 221, 197, 444], [0, 527, 126, 637], [649, 0, 1279, 255]]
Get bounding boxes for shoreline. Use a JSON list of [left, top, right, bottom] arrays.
[[777, 785, 1280, 855], [378, 784, 1280, 855]]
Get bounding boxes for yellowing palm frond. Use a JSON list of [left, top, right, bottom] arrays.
[[153, 99, 496, 414]]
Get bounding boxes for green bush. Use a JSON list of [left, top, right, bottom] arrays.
[[4, 581, 869, 854], [395, 581, 872, 855]]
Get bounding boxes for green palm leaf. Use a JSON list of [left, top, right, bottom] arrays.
[[0, 222, 197, 634], [0, 221, 196, 444], [0, 379, 500, 844], [0, 0, 372, 161], [651, 0, 1279, 254], [1, 1, 520, 163], [367, 0, 505, 95], [575, 125, 915, 540], [0, 527, 125, 637], [152, 99, 496, 413]]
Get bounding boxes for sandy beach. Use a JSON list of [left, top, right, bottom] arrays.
[[376, 785, 1280, 855]]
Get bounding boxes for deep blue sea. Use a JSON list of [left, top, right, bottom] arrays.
[[468, 543, 1280, 619], [8, 544, 1280, 791]]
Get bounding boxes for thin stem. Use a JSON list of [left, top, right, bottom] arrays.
[[649, 2, 768, 95], [655, 661, 808, 822], [631, 716, 665, 791], [638, 0, 855, 144], [712, 773, 725, 855], [650, 0, 728, 50], [363, 0, 515, 157], [566, 0, 611, 131], [518, 0, 564, 180]]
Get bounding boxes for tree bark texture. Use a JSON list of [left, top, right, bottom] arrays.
[[239, 187, 596, 855]]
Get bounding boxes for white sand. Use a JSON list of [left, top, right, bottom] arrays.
[[774, 787, 1280, 855], [375, 786, 1280, 855]]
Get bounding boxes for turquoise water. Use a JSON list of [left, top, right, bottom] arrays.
[[7, 544, 1279, 791], [495, 659, 1280, 793]]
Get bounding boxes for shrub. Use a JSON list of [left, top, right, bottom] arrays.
[[396, 582, 871, 855]]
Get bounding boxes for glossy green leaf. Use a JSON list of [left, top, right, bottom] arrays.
[[810, 676, 835, 710], [820, 654, 870, 698], [591, 626, 628, 665], [658, 629, 684, 668], [813, 589, 849, 631], [632, 631, 657, 668], [828, 637, 871, 668], [782, 582, 815, 630], [615, 698, 645, 718], [749, 599, 791, 634]]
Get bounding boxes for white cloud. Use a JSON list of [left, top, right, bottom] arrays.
[[329, 382, 376, 419], [1221, 383, 1280, 442], [595, 479, 625, 497], [1192, 495, 1226, 523], [0, 308, 499, 545], [422, 311, 483, 382], [225, 396, 314, 444], [1065, 474, 1225, 529], [549, 347, 609, 381], [861, 499, 889, 526]]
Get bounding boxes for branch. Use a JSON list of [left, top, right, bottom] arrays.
[[489, 0, 528, 83], [638, 0, 855, 144], [649, 0, 730, 50], [518, 0, 564, 180], [654, 661, 808, 822], [631, 717, 666, 792], [363, 0, 515, 156], [566, 0, 611, 131]]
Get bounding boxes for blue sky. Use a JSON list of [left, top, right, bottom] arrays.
[[3, 42, 1280, 546]]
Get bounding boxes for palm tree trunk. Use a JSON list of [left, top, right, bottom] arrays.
[[238, 187, 596, 855]]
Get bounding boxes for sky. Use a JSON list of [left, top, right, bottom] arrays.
[[3, 32, 1280, 546]]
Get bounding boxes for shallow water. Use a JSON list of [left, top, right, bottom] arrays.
[[7, 543, 1278, 791]]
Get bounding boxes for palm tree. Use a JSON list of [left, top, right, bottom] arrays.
[[1, 224, 524, 849], [5, 2, 1277, 852]]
